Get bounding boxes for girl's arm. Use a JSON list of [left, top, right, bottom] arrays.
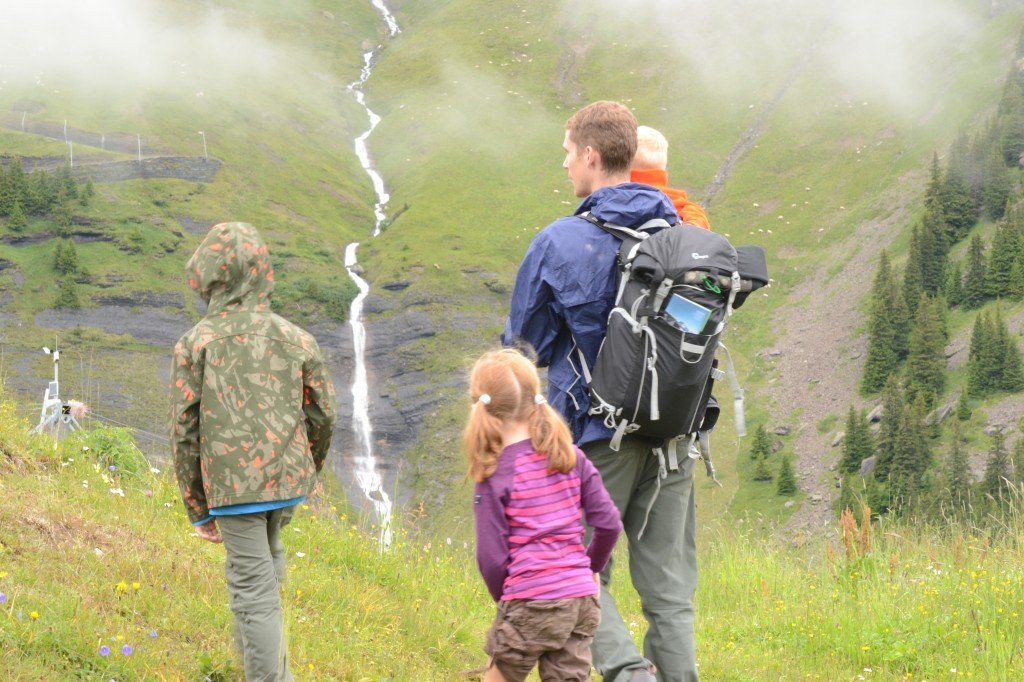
[[577, 450, 623, 573], [473, 479, 510, 602]]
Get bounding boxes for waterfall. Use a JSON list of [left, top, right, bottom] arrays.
[[343, 1, 400, 546]]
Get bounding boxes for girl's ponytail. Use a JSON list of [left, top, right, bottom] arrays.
[[529, 397, 576, 473], [464, 396, 504, 483]]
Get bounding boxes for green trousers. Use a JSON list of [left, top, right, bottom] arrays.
[[218, 508, 295, 682], [583, 439, 699, 682]]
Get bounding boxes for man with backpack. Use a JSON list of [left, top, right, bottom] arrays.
[[503, 101, 700, 681]]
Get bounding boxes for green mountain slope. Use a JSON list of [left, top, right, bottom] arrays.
[[0, 0, 1022, 537]]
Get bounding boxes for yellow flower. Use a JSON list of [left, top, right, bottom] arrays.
[[132, 582, 141, 591], [861, 645, 870, 652], [308, 664, 315, 671], [0, 571, 7, 578], [29, 611, 39, 620], [115, 581, 128, 594]]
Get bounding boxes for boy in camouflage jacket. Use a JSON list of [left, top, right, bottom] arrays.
[[171, 222, 336, 681]]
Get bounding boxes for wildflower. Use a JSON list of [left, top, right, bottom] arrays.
[[99, 645, 110, 656], [108, 465, 116, 472], [94, 548, 104, 557], [121, 644, 133, 655], [150, 467, 161, 474], [0, 571, 7, 578], [295, 552, 306, 558], [132, 582, 141, 591], [0, 593, 6, 603], [110, 488, 125, 497], [116, 581, 128, 594], [145, 490, 153, 498], [150, 630, 158, 639], [30, 611, 39, 620]]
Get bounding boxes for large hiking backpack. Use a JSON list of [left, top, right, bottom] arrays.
[[576, 211, 768, 478]]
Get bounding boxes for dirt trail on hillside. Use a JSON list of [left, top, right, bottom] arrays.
[[703, 46, 815, 207]]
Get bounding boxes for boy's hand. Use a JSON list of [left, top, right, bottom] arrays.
[[195, 519, 223, 543]]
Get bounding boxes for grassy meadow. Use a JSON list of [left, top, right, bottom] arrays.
[[2, 398, 1024, 680]]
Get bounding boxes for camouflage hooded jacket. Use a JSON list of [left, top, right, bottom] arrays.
[[170, 222, 336, 524]]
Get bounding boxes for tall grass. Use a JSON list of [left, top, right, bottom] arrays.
[[2, 394, 1024, 680]]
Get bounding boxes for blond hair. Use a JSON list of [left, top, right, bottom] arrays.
[[633, 125, 669, 171], [463, 348, 576, 483], [565, 101, 638, 174]]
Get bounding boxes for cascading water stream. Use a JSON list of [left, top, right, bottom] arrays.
[[343, 1, 399, 547]]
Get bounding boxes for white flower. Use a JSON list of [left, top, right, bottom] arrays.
[[94, 548, 104, 557], [110, 488, 125, 497], [150, 467, 161, 474], [295, 551, 306, 558]]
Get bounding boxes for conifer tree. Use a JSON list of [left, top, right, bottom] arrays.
[[862, 251, 907, 393], [903, 228, 923, 316], [983, 145, 1014, 219], [944, 262, 964, 307], [904, 294, 947, 410], [8, 200, 26, 232], [986, 218, 1021, 298], [52, 239, 78, 274], [956, 390, 972, 421], [753, 454, 773, 482], [749, 424, 772, 460], [962, 235, 988, 309], [776, 455, 797, 495], [874, 376, 904, 480], [940, 164, 978, 243], [983, 429, 1011, 502], [995, 307, 1024, 392], [889, 396, 932, 507], [839, 405, 874, 475], [967, 312, 997, 397], [944, 421, 972, 506], [53, 280, 80, 309], [1009, 252, 1024, 301], [837, 475, 861, 517], [919, 207, 949, 293]]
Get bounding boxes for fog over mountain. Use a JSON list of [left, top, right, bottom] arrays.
[[0, 0, 298, 95]]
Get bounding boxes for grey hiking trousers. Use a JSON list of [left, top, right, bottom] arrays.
[[218, 507, 295, 682], [583, 439, 699, 682]]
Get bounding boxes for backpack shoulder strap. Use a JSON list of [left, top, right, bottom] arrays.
[[577, 211, 675, 242]]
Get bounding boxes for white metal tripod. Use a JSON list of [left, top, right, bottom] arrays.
[[30, 344, 82, 437]]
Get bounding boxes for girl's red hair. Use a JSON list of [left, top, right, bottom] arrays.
[[463, 348, 575, 483]]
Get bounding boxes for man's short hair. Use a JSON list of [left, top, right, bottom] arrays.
[[633, 125, 669, 171], [566, 101, 637, 175]]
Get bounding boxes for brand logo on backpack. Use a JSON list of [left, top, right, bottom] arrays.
[[691, 253, 709, 260]]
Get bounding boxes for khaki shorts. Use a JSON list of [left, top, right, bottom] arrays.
[[485, 595, 601, 682]]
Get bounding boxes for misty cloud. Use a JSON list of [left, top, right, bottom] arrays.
[[0, 0, 296, 95], [581, 0, 980, 111]]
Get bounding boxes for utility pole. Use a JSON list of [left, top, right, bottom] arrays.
[[67, 141, 73, 168], [198, 130, 208, 161], [137, 134, 142, 163], [21, 111, 26, 131], [101, 133, 105, 150], [63, 120, 67, 142]]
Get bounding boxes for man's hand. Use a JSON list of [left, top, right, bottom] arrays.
[[195, 519, 223, 543]]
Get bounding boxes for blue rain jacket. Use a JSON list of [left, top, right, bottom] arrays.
[[502, 183, 679, 445]]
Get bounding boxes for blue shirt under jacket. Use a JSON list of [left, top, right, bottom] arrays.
[[502, 183, 679, 445]]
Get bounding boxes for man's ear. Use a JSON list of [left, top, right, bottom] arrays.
[[584, 145, 598, 168]]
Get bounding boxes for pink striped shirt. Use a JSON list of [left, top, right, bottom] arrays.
[[473, 439, 622, 602]]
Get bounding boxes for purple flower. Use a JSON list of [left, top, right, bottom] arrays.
[[108, 465, 116, 472], [0, 593, 7, 603], [149, 629, 158, 639], [121, 644, 132, 655], [99, 645, 110, 656]]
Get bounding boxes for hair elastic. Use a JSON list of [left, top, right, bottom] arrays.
[[477, 394, 492, 405], [534, 394, 546, 405]]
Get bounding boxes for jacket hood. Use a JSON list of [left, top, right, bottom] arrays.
[[575, 182, 679, 227], [187, 222, 274, 314]]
